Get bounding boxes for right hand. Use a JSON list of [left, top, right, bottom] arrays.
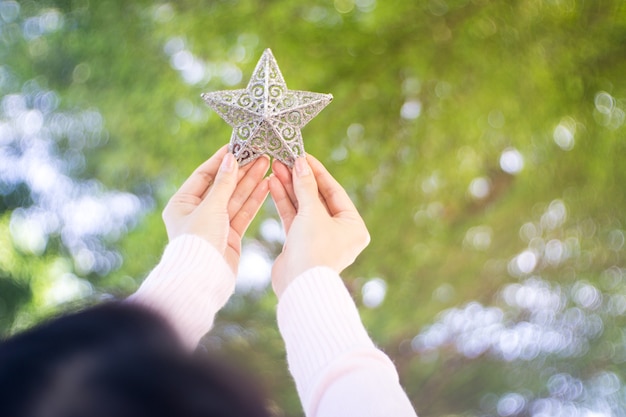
[[162, 145, 270, 274], [269, 155, 370, 297]]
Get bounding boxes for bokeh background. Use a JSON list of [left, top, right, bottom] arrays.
[[1, 0, 625, 415]]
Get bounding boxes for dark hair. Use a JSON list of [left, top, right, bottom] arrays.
[[0, 303, 270, 417]]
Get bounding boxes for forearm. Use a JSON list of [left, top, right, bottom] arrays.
[[277, 267, 417, 417], [127, 235, 235, 349]]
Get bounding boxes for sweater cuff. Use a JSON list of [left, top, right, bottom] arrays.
[[277, 267, 391, 405], [128, 235, 235, 349]]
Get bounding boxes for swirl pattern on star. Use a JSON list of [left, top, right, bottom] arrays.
[[202, 49, 332, 167]]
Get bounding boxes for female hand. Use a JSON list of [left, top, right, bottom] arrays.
[[269, 155, 370, 297], [162, 145, 270, 273]]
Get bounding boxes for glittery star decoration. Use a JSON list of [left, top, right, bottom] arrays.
[[201, 48, 333, 167]]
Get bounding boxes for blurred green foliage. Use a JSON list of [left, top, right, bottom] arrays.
[[1, 0, 626, 415]]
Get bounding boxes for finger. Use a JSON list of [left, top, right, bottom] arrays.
[[202, 153, 239, 209], [291, 157, 322, 213], [306, 154, 358, 215], [269, 174, 296, 232], [176, 145, 229, 198], [199, 154, 258, 200], [228, 156, 270, 217], [271, 159, 297, 207], [231, 177, 270, 236]]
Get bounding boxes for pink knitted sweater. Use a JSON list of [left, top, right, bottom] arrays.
[[130, 235, 417, 417]]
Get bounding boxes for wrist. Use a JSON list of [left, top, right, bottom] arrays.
[[272, 262, 334, 298]]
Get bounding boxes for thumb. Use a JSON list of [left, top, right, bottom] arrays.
[[203, 152, 238, 209], [292, 157, 320, 211]]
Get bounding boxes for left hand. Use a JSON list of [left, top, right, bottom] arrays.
[[269, 155, 370, 297], [162, 145, 270, 273]]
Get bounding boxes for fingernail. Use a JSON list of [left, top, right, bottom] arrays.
[[295, 157, 310, 177], [220, 153, 235, 172]]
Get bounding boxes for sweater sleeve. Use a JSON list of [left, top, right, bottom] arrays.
[[127, 234, 235, 350], [277, 267, 417, 417]]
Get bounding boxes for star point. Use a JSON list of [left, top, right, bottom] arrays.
[[202, 48, 332, 167]]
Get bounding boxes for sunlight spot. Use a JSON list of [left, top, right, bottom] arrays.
[[0, 121, 14, 145], [171, 50, 193, 70], [519, 222, 539, 242], [432, 283, 455, 303], [64, 196, 113, 236], [421, 172, 440, 193], [356, 0, 376, 13], [74, 248, 95, 275], [607, 229, 624, 251], [362, 277, 387, 308], [589, 371, 621, 396], [229, 45, 246, 63], [553, 118, 576, 151], [0, 1, 20, 23], [2, 93, 27, 118], [39, 9, 63, 33], [153, 3, 174, 23], [44, 272, 92, 306], [468, 176, 490, 199], [237, 242, 271, 291], [511, 250, 537, 275], [499, 147, 524, 174], [18, 109, 44, 135], [412, 323, 449, 351], [497, 393, 526, 416], [219, 63, 242, 86], [464, 225, 492, 251], [572, 282, 602, 310], [302, 6, 329, 23], [594, 91, 614, 114], [20, 9, 63, 40], [548, 373, 584, 402], [72, 62, 91, 84], [164, 37, 185, 56], [401, 100, 422, 120], [260, 218, 284, 244], [541, 199, 567, 230], [600, 266, 624, 291], [175, 99, 194, 119], [26, 162, 60, 193], [428, 0, 449, 16], [593, 91, 625, 129], [22, 16, 43, 39], [544, 239, 564, 265], [402, 77, 421, 96], [426, 201, 444, 218], [334, 0, 355, 14], [582, 411, 610, 417], [9, 210, 48, 255], [169, 48, 210, 85], [347, 123, 364, 143], [331, 145, 348, 161]]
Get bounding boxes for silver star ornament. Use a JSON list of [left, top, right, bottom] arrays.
[[201, 49, 333, 167]]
